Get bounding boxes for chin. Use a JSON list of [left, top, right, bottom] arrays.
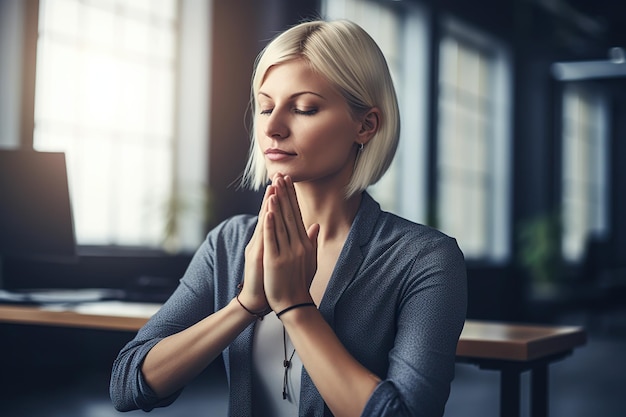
[[267, 168, 297, 181]]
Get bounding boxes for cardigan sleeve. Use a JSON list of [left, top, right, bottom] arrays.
[[109, 225, 219, 412], [361, 235, 467, 417]]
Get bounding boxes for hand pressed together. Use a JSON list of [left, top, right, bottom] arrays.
[[263, 174, 320, 312], [239, 183, 274, 314], [239, 174, 319, 315]]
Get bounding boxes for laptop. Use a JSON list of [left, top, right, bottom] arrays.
[[0, 149, 76, 260]]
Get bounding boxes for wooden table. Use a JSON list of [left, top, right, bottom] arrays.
[[0, 304, 586, 417], [0, 302, 159, 331], [457, 320, 587, 417]]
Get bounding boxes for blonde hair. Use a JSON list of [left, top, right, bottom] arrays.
[[241, 19, 400, 198]]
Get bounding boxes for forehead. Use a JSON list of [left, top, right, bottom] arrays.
[[258, 59, 335, 98]]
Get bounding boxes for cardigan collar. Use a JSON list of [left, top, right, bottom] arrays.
[[318, 191, 380, 325]]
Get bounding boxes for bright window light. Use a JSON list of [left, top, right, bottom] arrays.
[[561, 85, 609, 261], [33, 0, 179, 248], [436, 19, 512, 261]]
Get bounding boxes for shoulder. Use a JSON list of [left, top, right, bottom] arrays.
[[201, 214, 257, 252], [370, 212, 467, 306], [354, 193, 463, 262], [210, 214, 257, 236], [374, 210, 461, 258]]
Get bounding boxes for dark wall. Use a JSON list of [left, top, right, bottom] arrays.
[[417, 0, 626, 321], [610, 85, 626, 257], [206, 0, 320, 228]]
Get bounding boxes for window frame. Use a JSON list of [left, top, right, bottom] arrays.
[[433, 16, 513, 262], [559, 82, 610, 262], [16, 0, 210, 255], [323, 0, 431, 224]]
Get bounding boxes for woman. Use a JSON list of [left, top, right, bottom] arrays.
[[110, 19, 467, 417]]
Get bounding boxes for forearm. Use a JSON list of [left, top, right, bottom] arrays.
[[141, 298, 256, 398], [281, 307, 381, 417]]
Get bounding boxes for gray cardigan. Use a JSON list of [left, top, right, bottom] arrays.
[[110, 193, 467, 416]]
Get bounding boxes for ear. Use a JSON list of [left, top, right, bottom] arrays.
[[357, 107, 380, 145]]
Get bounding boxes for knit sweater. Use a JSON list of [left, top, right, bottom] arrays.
[[110, 192, 467, 416]]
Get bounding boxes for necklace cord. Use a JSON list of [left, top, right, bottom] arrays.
[[282, 326, 296, 400], [278, 303, 316, 399]]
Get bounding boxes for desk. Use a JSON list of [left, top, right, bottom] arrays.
[[457, 320, 586, 417], [0, 304, 585, 417], [0, 302, 159, 332]]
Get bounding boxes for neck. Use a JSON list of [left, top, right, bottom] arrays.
[[294, 184, 362, 245]]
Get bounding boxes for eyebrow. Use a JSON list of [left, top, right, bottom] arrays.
[[258, 91, 327, 100]]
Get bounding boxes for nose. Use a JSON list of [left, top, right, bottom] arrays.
[[263, 109, 289, 140]]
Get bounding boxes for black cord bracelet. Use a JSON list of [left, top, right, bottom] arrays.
[[235, 283, 269, 320], [236, 294, 268, 320], [276, 302, 317, 318]]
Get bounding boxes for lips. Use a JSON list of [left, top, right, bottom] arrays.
[[265, 148, 296, 161]]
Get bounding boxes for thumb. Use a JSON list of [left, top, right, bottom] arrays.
[[306, 223, 320, 284], [307, 223, 320, 249]]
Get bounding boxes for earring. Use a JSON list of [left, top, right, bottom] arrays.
[[354, 143, 364, 172]]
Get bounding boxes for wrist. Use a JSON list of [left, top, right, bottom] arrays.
[[236, 283, 270, 320], [235, 295, 271, 320], [276, 302, 317, 319]]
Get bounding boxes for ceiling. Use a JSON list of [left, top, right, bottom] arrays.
[[548, 0, 626, 80], [558, 0, 626, 46]]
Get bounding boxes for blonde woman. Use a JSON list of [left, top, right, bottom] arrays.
[[111, 19, 466, 417]]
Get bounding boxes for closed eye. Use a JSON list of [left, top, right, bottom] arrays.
[[259, 108, 317, 116], [294, 108, 317, 116]]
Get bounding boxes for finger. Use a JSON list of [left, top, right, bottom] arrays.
[[274, 175, 307, 246], [260, 184, 275, 219], [245, 185, 273, 267], [263, 211, 279, 257], [306, 223, 320, 282], [268, 194, 290, 253], [252, 184, 275, 240], [307, 223, 320, 247], [283, 175, 308, 243], [272, 176, 298, 244]]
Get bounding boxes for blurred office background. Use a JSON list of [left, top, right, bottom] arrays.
[[1, 0, 625, 416]]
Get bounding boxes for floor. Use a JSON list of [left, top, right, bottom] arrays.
[[2, 311, 625, 417]]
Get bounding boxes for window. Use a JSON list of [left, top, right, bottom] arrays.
[[33, 0, 180, 248], [321, 3, 512, 260], [561, 85, 609, 261], [324, 0, 430, 223], [436, 20, 512, 261]]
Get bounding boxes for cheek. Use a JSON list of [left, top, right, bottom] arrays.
[[320, 121, 359, 152], [309, 115, 358, 142], [305, 127, 356, 164]]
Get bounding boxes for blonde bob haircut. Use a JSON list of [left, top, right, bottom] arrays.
[[241, 19, 400, 198]]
